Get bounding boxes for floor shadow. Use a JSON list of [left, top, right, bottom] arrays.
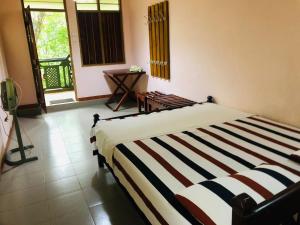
[[91, 168, 146, 225]]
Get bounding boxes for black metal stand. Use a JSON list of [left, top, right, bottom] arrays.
[[5, 111, 38, 166]]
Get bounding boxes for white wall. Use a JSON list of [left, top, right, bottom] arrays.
[[128, 0, 300, 127], [65, 0, 135, 99], [0, 0, 38, 105]]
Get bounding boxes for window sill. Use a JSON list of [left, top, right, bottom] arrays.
[[80, 61, 126, 68]]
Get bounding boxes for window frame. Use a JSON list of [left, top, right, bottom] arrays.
[[23, 0, 65, 11], [75, 0, 126, 67]]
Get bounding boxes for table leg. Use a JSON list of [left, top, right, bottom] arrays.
[[106, 75, 127, 105], [113, 92, 129, 111], [137, 97, 142, 112], [105, 73, 144, 111], [144, 97, 148, 112]]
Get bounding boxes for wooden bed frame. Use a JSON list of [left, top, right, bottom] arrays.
[[91, 96, 300, 225]]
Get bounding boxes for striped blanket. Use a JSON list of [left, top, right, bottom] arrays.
[[175, 164, 300, 225], [112, 116, 300, 225]]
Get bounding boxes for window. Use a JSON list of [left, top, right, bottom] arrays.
[[76, 0, 125, 65], [23, 0, 65, 10]]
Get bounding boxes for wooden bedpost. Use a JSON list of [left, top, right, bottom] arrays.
[[92, 114, 100, 128], [231, 193, 258, 225], [97, 153, 105, 168], [91, 114, 105, 168], [231, 182, 300, 225], [207, 96, 214, 103]]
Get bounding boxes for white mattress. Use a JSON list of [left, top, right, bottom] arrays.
[[94, 103, 251, 166]]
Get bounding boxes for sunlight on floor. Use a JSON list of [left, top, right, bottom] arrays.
[[45, 91, 76, 106]]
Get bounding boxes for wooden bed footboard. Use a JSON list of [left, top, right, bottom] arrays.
[[231, 181, 300, 225]]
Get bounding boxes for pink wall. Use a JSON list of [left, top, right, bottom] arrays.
[[0, 32, 13, 163], [128, 0, 300, 127], [0, 0, 38, 105], [65, 0, 134, 99], [1, 0, 300, 128]]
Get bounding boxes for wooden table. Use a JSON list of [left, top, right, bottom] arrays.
[[104, 69, 145, 111], [137, 91, 197, 112]]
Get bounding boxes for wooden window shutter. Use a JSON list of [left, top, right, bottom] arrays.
[[77, 12, 104, 65], [101, 12, 125, 64]]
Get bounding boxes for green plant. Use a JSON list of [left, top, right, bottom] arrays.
[[31, 11, 70, 59]]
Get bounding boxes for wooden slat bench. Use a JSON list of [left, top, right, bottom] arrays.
[[136, 92, 197, 112]]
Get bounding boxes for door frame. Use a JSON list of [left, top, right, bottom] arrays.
[[22, 6, 47, 112], [20, 0, 78, 108]]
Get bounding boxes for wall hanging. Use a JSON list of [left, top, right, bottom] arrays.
[[148, 1, 170, 80]]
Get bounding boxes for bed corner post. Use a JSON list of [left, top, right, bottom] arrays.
[[97, 153, 105, 168], [207, 96, 215, 103], [231, 193, 257, 225], [91, 114, 105, 168], [92, 114, 100, 128]]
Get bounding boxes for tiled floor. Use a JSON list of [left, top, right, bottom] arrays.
[[0, 102, 146, 225], [45, 91, 76, 106]]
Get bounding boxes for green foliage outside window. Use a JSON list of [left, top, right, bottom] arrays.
[[31, 12, 70, 60]]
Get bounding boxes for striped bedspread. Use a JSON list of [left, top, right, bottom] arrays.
[[112, 116, 300, 225], [175, 164, 300, 225]]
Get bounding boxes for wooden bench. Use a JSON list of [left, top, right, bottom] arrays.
[[136, 92, 197, 112]]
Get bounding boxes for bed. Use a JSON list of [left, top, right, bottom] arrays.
[[90, 100, 300, 225]]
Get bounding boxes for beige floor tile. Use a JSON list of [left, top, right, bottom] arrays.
[[64, 138, 90, 149], [69, 151, 94, 163], [48, 191, 87, 218], [37, 222, 54, 225], [0, 171, 12, 182], [45, 164, 75, 183], [53, 205, 95, 225], [82, 187, 106, 208], [36, 136, 66, 155], [41, 150, 69, 161], [3, 160, 44, 178], [46, 176, 80, 199], [76, 170, 114, 189], [65, 143, 90, 154], [0, 201, 50, 225], [89, 204, 112, 225], [35, 138, 65, 152], [0, 104, 143, 225], [13, 201, 51, 225], [0, 185, 47, 212], [0, 171, 45, 194], [72, 159, 99, 175], [0, 179, 11, 194], [89, 201, 145, 225], [0, 210, 15, 225], [42, 154, 71, 169], [62, 131, 85, 140], [82, 184, 125, 208]]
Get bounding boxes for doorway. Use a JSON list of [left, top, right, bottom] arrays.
[[31, 11, 75, 106], [22, 1, 76, 110]]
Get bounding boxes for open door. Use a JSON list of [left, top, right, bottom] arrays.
[[23, 6, 47, 113]]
